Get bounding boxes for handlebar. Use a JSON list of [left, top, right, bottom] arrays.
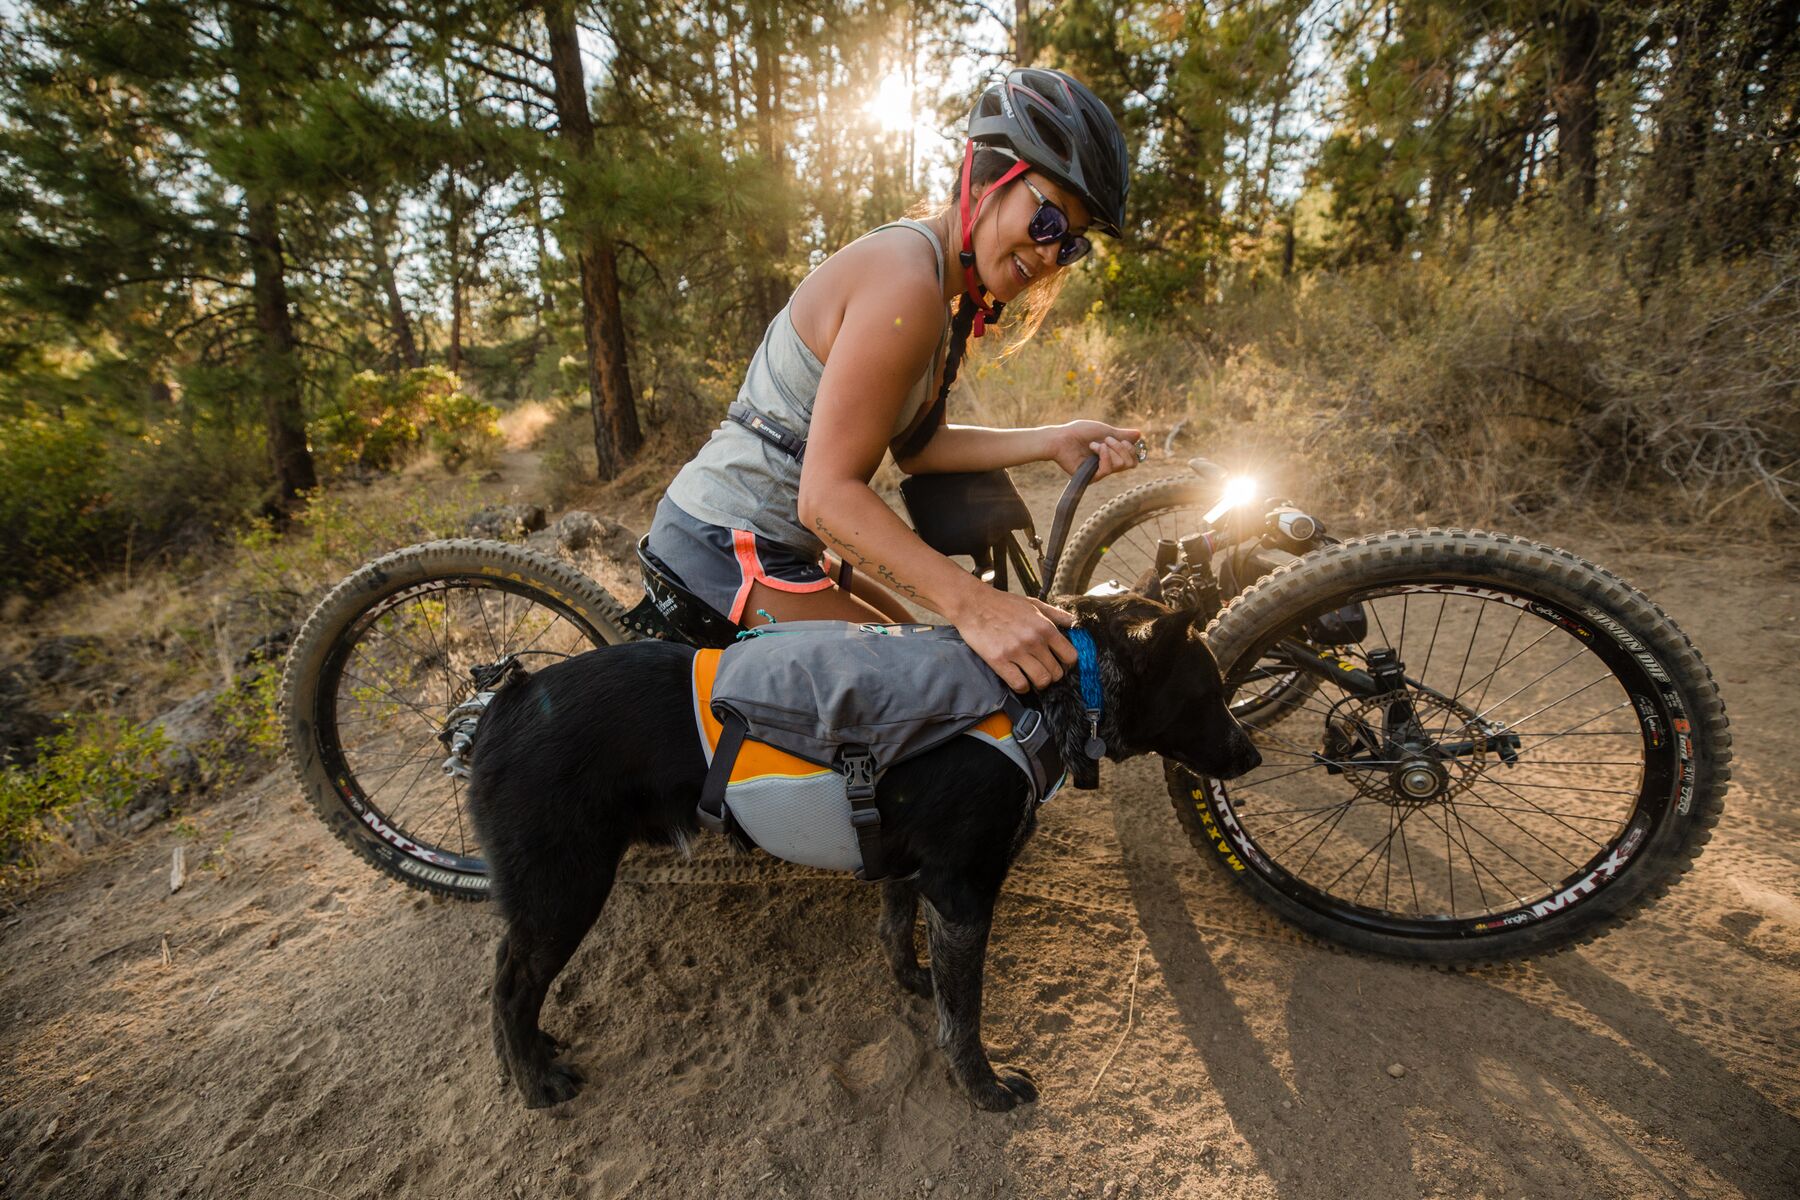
[[1035, 439, 1147, 599]]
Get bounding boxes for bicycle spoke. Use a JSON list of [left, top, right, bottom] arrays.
[[1290, 799, 1360, 879], [1396, 809, 1421, 915], [1469, 776, 1621, 849], [1438, 795, 1565, 889]]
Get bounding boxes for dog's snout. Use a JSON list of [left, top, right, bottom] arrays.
[[1217, 728, 1262, 780]]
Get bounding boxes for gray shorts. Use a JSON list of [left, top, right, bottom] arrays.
[[647, 496, 834, 624]]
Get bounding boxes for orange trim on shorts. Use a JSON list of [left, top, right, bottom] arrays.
[[729, 528, 833, 623]]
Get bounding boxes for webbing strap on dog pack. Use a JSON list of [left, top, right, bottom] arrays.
[[837, 746, 886, 881], [697, 714, 749, 837]]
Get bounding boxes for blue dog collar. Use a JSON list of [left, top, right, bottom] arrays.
[[1068, 627, 1106, 759]]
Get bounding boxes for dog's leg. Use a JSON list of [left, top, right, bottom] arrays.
[[878, 880, 932, 998], [922, 891, 1037, 1112], [491, 857, 619, 1108], [490, 934, 569, 1086]]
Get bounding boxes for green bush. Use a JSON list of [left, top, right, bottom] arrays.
[[311, 366, 501, 475], [0, 413, 127, 595], [423, 386, 503, 469], [0, 714, 168, 875]]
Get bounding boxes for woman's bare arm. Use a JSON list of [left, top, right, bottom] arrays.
[[894, 421, 1143, 477], [798, 274, 1078, 691]]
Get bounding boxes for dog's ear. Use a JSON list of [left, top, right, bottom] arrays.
[[1149, 606, 1200, 657]]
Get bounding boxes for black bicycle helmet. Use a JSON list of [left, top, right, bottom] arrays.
[[967, 68, 1130, 238]]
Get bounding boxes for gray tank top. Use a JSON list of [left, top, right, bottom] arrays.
[[664, 218, 949, 556]]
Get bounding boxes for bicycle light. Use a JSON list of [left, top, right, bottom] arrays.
[[1204, 476, 1260, 525]]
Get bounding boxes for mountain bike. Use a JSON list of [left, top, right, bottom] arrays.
[[280, 454, 1728, 963]]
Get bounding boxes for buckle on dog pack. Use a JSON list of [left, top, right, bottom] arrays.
[[841, 748, 877, 801], [838, 746, 887, 882]]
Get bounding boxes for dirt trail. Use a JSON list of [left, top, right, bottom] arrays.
[[3, 463, 1798, 1200]]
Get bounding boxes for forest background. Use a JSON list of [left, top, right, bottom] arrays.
[[0, 0, 1796, 871], [2, 0, 1796, 602]]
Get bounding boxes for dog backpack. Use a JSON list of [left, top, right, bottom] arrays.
[[691, 622, 1065, 880]]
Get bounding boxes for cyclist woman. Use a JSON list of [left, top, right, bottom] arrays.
[[648, 69, 1136, 693]]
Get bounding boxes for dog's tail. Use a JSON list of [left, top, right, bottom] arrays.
[[470, 657, 538, 758]]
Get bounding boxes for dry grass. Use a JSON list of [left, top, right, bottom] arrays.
[[964, 225, 1799, 534]]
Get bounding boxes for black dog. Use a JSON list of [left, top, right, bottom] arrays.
[[466, 594, 1261, 1111]]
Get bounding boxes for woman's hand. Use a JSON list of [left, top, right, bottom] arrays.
[[949, 585, 1079, 693], [1045, 420, 1144, 480]]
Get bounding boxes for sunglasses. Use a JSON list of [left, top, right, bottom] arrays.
[[1019, 177, 1093, 267]]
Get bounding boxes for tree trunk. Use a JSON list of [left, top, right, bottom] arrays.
[[1013, 0, 1035, 66], [1647, 0, 1727, 268], [244, 192, 316, 506], [750, 7, 788, 331], [445, 168, 466, 375], [366, 198, 421, 370], [1551, 4, 1603, 212], [229, 8, 315, 508], [544, 0, 641, 479]]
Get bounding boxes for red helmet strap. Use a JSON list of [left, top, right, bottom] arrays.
[[958, 141, 1029, 338]]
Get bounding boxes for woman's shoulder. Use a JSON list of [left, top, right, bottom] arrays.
[[792, 225, 945, 362]]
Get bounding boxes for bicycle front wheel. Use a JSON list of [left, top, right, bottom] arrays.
[[1169, 529, 1729, 963]]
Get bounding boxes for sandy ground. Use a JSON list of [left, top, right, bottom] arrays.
[[2, 464, 1798, 1200]]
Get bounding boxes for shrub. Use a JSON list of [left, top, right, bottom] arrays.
[[311, 367, 501, 475], [0, 714, 168, 878], [0, 414, 126, 595]]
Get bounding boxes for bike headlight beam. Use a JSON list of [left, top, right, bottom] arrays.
[[1205, 476, 1260, 525]]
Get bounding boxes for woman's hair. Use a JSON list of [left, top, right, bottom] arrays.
[[910, 146, 1069, 356]]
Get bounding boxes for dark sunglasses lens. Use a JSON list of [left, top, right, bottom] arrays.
[[1027, 202, 1068, 244], [1056, 236, 1092, 267]]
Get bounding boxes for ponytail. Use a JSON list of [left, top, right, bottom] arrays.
[[895, 293, 990, 463]]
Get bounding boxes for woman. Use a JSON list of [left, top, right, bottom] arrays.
[[649, 68, 1137, 693]]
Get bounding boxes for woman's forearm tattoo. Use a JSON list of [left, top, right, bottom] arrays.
[[813, 516, 924, 602]]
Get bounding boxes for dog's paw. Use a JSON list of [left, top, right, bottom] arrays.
[[966, 1065, 1038, 1112], [894, 964, 934, 998], [521, 1060, 586, 1109]]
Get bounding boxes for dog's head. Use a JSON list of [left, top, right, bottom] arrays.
[[1051, 593, 1262, 787]]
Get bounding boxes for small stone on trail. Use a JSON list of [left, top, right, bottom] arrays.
[[1280, 1098, 1293, 1109], [40, 1117, 58, 1146], [1387, 1062, 1407, 1078], [1102, 1182, 1121, 1199]]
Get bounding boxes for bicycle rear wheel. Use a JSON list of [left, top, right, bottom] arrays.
[[281, 539, 632, 899]]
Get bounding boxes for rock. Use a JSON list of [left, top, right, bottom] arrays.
[[466, 504, 547, 540], [1387, 1062, 1407, 1078], [28, 635, 105, 684], [142, 688, 225, 801], [1101, 1182, 1120, 1200], [550, 510, 636, 559], [237, 627, 296, 669], [525, 510, 638, 567], [0, 661, 59, 767]]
